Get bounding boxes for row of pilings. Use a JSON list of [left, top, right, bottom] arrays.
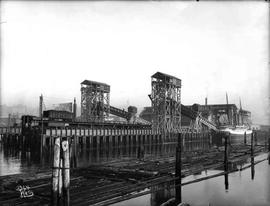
[[1, 126, 213, 155]]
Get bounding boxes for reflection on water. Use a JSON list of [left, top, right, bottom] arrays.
[[0, 142, 179, 176], [114, 154, 270, 206], [0, 144, 43, 176], [0, 135, 211, 176], [1, 134, 270, 205], [182, 159, 270, 206]]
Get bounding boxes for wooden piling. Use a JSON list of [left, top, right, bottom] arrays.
[[52, 137, 60, 206], [268, 136, 270, 165], [74, 135, 77, 168], [224, 172, 229, 190], [251, 155, 255, 180], [175, 133, 182, 204], [40, 133, 44, 159], [251, 132, 255, 180], [244, 132, 246, 145], [224, 132, 228, 172], [62, 139, 70, 206], [251, 131, 254, 155], [254, 131, 257, 146], [58, 159, 63, 205], [224, 132, 229, 190]]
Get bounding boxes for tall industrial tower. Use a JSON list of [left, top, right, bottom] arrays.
[[81, 80, 110, 122], [150, 72, 181, 141]]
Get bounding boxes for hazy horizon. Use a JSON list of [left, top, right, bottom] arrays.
[[1, 1, 269, 124]]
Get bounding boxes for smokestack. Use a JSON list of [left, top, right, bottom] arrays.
[[226, 92, 229, 105], [239, 97, 242, 110], [8, 113, 11, 133], [73, 98, 77, 121], [205, 97, 208, 105], [39, 94, 43, 117]]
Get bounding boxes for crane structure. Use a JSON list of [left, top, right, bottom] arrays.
[[81, 80, 110, 122], [150, 72, 181, 141]]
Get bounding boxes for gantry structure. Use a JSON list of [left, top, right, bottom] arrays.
[[150, 72, 182, 140], [81, 80, 110, 122]]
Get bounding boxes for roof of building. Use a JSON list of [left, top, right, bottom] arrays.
[[239, 109, 251, 114], [81, 80, 110, 88], [152, 71, 180, 81], [201, 104, 237, 108], [188, 103, 238, 109], [151, 71, 181, 87]]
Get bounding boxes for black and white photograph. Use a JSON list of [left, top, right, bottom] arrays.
[[0, 0, 269, 205]]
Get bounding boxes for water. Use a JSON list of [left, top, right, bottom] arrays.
[[0, 134, 211, 176], [1, 137, 270, 206], [0, 144, 43, 176], [114, 154, 270, 206], [0, 142, 179, 176]]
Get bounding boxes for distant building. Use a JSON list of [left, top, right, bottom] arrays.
[[140, 103, 252, 130], [238, 109, 252, 126], [251, 124, 261, 130], [139, 107, 152, 123], [259, 125, 270, 132], [0, 116, 21, 127], [186, 103, 238, 127]]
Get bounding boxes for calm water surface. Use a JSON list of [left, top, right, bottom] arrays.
[[0, 143, 178, 176], [1, 137, 270, 206], [114, 154, 270, 206]]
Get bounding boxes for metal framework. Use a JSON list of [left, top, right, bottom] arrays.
[[81, 80, 110, 122], [150, 72, 181, 140]]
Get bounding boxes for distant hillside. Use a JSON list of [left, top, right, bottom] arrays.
[[0, 104, 38, 118]]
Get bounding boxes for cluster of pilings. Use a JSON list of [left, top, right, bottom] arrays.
[[41, 129, 213, 168], [1, 131, 41, 154], [52, 137, 70, 206], [173, 130, 270, 205]]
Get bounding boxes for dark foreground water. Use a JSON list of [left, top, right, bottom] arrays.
[[114, 154, 270, 206], [0, 143, 180, 176]]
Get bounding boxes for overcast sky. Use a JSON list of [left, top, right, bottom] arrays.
[[1, 1, 269, 124]]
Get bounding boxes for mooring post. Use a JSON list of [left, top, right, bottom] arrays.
[[74, 135, 78, 168], [251, 131, 255, 180], [52, 137, 60, 206], [224, 132, 228, 170], [58, 158, 63, 205], [251, 131, 254, 155], [62, 139, 70, 206], [224, 172, 229, 190], [244, 132, 246, 145], [224, 132, 229, 190], [251, 153, 255, 180], [40, 133, 44, 161], [175, 133, 182, 204], [70, 136, 73, 168]]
